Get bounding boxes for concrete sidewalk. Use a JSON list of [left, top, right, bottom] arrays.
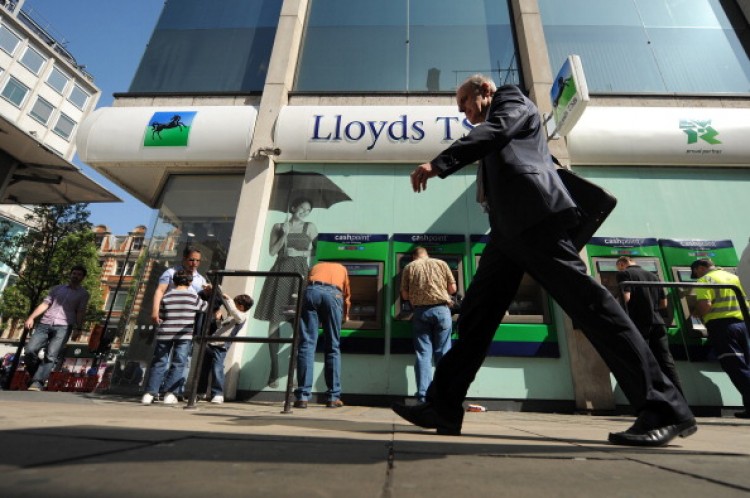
[[0, 391, 748, 498]]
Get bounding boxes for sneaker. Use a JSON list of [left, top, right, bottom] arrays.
[[27, 383, 42, 392], [163, 393, 178, 404], [210, 395, 224, 404], [141, 393, 154, 405]]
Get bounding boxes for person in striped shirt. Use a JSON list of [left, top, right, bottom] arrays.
[[142, 270, 207, 405]]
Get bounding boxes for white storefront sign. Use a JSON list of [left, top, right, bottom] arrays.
[[567, 106, 750, 166], [275, 106, 471, 162]]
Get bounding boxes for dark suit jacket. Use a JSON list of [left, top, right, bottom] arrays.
[[430, 85, 577, 238]]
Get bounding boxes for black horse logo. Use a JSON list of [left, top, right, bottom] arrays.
[[150, 115, 185, 140]]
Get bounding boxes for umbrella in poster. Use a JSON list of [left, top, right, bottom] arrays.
[[268, 171, 352, 212]]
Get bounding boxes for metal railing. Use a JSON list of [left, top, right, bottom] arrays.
[[618, 281, 750, 333], [184, 269, 305, 414]]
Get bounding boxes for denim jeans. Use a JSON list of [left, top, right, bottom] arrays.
[[24, 323, 71, 387], [145, 339, 191, 395], [197, 345, 227, 397], [295, 284, 343, 401], [412, 305, 452, 402]]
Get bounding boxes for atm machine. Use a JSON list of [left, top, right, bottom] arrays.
[[658, 238, 739, 361], [313, 233, 389, 354], [390, 234, 469, 354], [470, 234, 559, 357], [585, 237, 686, 359]]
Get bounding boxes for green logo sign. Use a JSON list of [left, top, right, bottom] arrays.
[[680, 119, 721, 145], [144, 111, 196, 147]]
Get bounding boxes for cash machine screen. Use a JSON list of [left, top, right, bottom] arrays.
[[342, 262, 383, 330], [395, 253, 464, 321], [594, 258, 674, 326], [475, 255, 549, 324]]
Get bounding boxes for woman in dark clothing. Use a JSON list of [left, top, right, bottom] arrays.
[[254, 197, 317, 387]]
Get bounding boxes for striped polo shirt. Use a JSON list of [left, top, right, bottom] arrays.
[[156, 289, 207, 340]]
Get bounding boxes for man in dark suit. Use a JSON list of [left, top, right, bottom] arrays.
[[392, 75, 696, 446]]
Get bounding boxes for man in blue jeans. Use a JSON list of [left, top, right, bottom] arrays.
[[24, 265, 90, 391], [401, 247, 457, 403], [294, 261, 350, 409]]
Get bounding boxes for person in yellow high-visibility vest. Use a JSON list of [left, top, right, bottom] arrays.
[[691, 258, 750, 419]]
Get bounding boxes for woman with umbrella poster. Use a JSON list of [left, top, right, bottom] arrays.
[[253, 171, 350, 388]]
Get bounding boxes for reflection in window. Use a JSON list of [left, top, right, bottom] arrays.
[[20, 46, 45, 74], [129, 0, 282, 93], [0, 24, 20, 55], [47, 66, 69, 93], [539, 0, 750, 93], [68, 84, 89, 109], [1, 76, 28, 107], [29, 96, 54, 125], [53, 113, 76, 140], [296, 0, 518, 92]]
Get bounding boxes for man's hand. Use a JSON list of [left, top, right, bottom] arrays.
[[151, 312, 162, 325], [410, 163, 438, 193], [23, 317, 34, 330]]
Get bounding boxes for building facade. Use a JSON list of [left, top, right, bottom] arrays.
[[78, 0, 750, 412]]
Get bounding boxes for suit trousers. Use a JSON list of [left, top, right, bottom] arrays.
[[428, 216, 691, 427]]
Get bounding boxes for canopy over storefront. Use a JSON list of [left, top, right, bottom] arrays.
[[76, 106, 259, 207], [0, 115, 120, 204]]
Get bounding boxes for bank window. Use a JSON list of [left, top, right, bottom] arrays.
[[1, 76, 29, 107], [0, 24, 20, 55], [52, 113, 76, 140], [29, 96, 54, 125], [539, 0, 750, 94], [129, 0, 282, 93], [295, 0, 518, 92], [68, 84, 89, 109], [46, 66, 69, 94], [20, 46, 46, 75]]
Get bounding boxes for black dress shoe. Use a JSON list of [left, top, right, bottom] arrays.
[[734, 410, 750, 419], [391, 402, 461, 436], [293, 400, 307, 409], [608, 419, 697, 447]]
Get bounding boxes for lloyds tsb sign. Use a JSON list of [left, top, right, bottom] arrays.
[[275, 106, 474, 162]]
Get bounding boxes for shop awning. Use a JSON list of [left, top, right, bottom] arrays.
[[0, 115, 120, 204], [76, 106, 258, 207]]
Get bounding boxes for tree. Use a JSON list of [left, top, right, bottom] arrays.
[[0, 204, 103, 327]]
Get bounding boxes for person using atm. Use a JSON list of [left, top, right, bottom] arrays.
[[401, 246, 457, 404], [690, 258, 750, 419], [616, 256, 683, 394]]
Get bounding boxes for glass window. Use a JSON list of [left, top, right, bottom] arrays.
[[68, 84, 89, 109], [1, 76, 29, 107], [0, 24, 21, 55], [129, 0, 282, 93], [20, 46, 46, 74], [296, 0, 518, 92], [52, 113, 76, 140], [29, 96, 54, 124], [46, 66, 69, 93], [539, 0, 750, 94], [105, 291, 128, 311]]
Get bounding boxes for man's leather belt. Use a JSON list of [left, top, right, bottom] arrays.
[[309, 281, 342, 292]]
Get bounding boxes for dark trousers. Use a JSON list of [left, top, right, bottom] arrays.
[[637, 323, 683, 395], [428, 217, 692, 426], [706, 318, 750, 409]]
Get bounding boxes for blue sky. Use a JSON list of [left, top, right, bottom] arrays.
[[24, 0, 164, 234]]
